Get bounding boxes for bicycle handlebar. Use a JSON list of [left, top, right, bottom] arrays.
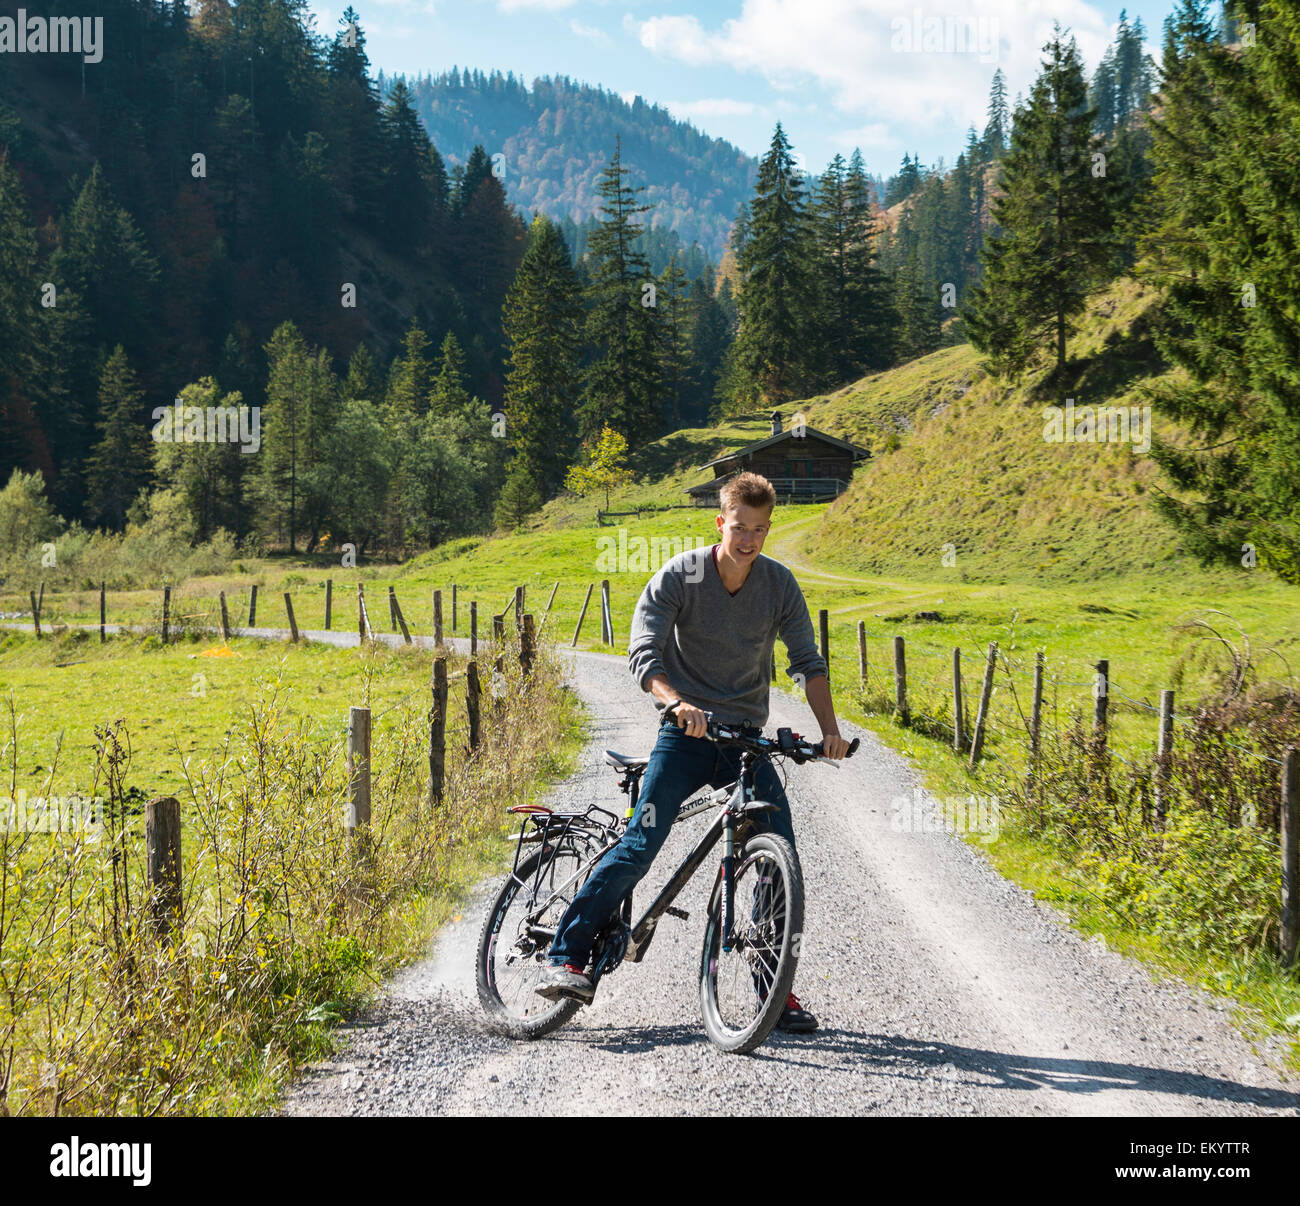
[[662, 701, 860, 765]]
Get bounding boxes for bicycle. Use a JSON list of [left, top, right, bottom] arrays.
[[475, 703, 859, 1054]]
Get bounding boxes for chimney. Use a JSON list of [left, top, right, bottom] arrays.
[[770, 410, 782, 436]]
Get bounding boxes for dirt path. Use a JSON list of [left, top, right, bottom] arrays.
[[281, 648, 1299, 1117]]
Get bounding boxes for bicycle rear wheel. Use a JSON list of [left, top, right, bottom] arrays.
[[699, 832, 803, 1054], [476, 842, 596, 1039]]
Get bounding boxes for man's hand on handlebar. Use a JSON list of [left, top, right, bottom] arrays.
[[820, 733, 853, 760], [666, 699, 709, 738]]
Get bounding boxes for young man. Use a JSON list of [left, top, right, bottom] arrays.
[[537, 471, 851, 1031]]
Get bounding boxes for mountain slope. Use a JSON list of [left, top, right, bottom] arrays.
[[799, 277, 1194, 584], [391, 70, 755, 260]]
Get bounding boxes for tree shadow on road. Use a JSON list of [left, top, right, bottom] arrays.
[[567, 1022, 1297, 1110], [754, 1029, 1300, 1110]]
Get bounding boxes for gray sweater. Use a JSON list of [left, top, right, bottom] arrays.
[[627, 545, 829, 727]]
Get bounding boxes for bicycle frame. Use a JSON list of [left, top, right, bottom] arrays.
[[507, 748, 778, 973]]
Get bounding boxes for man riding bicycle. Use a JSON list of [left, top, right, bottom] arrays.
[[537, 471, 851, 1031]]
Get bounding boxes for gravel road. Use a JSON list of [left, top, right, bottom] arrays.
[[278, 647, 1300, 1117]]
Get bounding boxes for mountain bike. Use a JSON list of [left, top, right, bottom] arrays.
[[475, 705, 859, 1054]]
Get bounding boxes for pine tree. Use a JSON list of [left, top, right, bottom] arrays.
[[657, 256, 693, 429], [581, 138, 664, 445], [386, 320, 434, 421], [342, 342, 382, 403], [430, 331, 471, 417], [732, 123, 816, 404], [85, 347, 151, 531], [494, 460, 543, 530], [982, 68, 1010, 159], [963, 26, 1118, 382], [0, 154, 43, 487], [258, 322, 336, 551], [380, 79, 434, 248], [1138, 0, 1300, 581], [501, 215, 582, 496]]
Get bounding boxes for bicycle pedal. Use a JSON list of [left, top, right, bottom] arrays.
[[665, 906, 689, 921]]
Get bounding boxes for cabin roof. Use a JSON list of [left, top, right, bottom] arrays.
[[696, 425, 870, 472]]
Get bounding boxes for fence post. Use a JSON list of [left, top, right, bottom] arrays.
[[324, 579, 333, 631], [393, 593, 412, 645], [521, 613, 535, 677], [388, 586, 398, 632], [219, 591, 231, 643], [145, 795, 183, 938], [99, 581, 106, 643], [969, 641, 998, 769], [1030, 651, 1044, 768], [357, 584, 372, 644], [514, 585, 525, 633], [346, 706, 371, 858], [493, 613, 505, 675], [429, 656, 447, 808], [284, 592, 299, 642], [893, 635, 908, 726], [952, 647, 964, 753], [818, 609, 830, 681], [248, 583, 257, 628], [1155, 689, 1174, 828], [600, 579, 612, 646], [467, 660, 481, 751], [1282, 747, 1298, 966], [29, 589, 40, 638], [858, 621, 867, 687], [572, 582, 594, 647], [538, 580, 559, 635], [1093, 658, 1109, 743], [452, 583, 458, 632], [771, 647, 777, 683], [471, 601, 478, 656], [434, 589, 444, 647], [162, 585, 171, 644]]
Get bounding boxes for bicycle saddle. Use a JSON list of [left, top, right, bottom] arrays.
[[603, 750, 648, 771]]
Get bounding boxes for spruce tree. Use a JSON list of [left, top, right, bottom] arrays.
[[581, 138, 664, 445], [657, 256, 693, 430], [502, 215, 582, 496], [963, 26, 1118, 382], [982, 69, 1010, 159], [85, 347, 151, 531], [430, 332, 472, 417], [1139, 0, 1300, 580], [733, 123, 816, 404]]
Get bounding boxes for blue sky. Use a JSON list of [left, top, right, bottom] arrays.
[[304, 0, 1191, 180]]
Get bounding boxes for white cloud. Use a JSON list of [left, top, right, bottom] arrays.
[[834, 122, 894, 151], [570, 19, 610, 41], [499, 0, 578, 12], [665, 97, 762, 120], [634, 0, 1112, 131]]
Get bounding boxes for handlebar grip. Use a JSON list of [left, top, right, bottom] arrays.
[[811, 736, 860, 759]]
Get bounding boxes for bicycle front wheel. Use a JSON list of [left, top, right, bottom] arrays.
[[699, 832, 804, 1054]]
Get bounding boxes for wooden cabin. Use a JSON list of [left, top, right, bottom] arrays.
[[684, 411, 869, 507]]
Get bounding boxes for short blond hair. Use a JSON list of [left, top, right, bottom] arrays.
[[719, 471, 776, 514]]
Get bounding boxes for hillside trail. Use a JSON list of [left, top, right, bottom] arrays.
[[282, 646, 1299, 1117]]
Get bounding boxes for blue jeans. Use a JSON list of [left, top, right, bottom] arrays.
[[548, 717, 797, 969]]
